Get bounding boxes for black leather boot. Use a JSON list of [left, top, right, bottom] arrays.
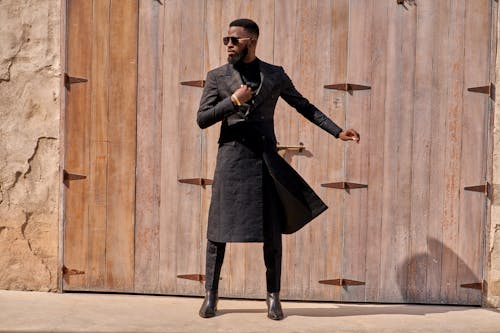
[[266, 292, 284, 320], [199, 290, 218, 318]]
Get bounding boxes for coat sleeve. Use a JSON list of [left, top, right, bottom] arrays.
[[279, 67, 343, 138], [197, 70, 238, 129]]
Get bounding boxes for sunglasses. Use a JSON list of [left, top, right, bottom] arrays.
[[223, 36, 252, 45]]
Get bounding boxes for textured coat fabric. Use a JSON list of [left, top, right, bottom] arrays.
[[197, 60, 343, 243]]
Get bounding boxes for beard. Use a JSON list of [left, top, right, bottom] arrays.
[[227, 45, 249, 65]]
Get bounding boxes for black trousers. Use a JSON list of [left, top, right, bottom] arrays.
[[204, 166, 283, 293], [204, 226, 282, 292]]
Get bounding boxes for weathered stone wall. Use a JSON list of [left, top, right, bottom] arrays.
[[0, 0, 61, 291]]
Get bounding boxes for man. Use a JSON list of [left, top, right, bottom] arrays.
[[197, 18, 360, 320]]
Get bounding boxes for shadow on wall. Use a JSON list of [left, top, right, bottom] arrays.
[[397, 237, 482, 305]]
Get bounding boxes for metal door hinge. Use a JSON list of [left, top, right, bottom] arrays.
[[468, 82, 495, 101], [461, 280, 486, 292], [324, 83, 371, 93], [321, 181, 368, 190], [177, 274, 221, 283], [64, 73, 88, 90], [63, 170, 87, 187], [177, 274, 205, 282], [319, 278, 365, 286], [276, 142, 305, 152], [180, 80, 206, 88], [178, 178, 213, 186], [464, 182, 491, 198], [62, 265, 85, 276]]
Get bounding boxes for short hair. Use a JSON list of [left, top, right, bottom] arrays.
[[229, 18, 259, 38]]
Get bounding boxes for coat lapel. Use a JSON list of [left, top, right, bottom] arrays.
[[252, 61, 277, 109], [224, 64, 243, 93]]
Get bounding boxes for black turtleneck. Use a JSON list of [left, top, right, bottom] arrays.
[[235, 58, 261, 92]]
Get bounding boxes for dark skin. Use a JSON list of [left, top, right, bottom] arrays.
[[226, 26, 360, 143]]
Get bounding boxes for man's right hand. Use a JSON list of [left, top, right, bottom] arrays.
[[339, 129, 360, 143], [232, 84, 253, 104]]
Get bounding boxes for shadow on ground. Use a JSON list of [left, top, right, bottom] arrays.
[[217, 304, 478, 318]]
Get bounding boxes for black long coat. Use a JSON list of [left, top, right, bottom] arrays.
[[197, 59, 343, 243]]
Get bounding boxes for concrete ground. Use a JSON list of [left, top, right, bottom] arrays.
[[1, 290, 500, 333]]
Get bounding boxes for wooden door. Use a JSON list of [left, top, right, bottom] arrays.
[[64, 0, 496, 305], [136, 0, 208, 297], [63, 0, 138, 292]]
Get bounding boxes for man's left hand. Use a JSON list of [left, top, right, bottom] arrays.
[[339, 129, 360, 143]]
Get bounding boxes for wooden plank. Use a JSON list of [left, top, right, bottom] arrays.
[[134, 0, 164, 294], [63, 0, 93, 291], [341, 0, 373, 302], [484, 0, 498, 302], [59, 0, 68, 294], [457, 0, 491, 305], [294, 0, 321, 300], [439, 0, 466, 304], [378, 2, 412, 303], [425, 0, 450, 303], [304, 0, 338, 301], [87, 0, 110, 290], [159, 0, 182, 294], [273, 0, 303, 300], [407, 0, 434, 303], [363, 0, 388, 302], [200, 0, 223, 298], [273, 0, 300, 162], [105, 0, 138, 291], [394, 0, 417, 303], [317, 0, 349, 302], [174, 0, 205, 296]]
